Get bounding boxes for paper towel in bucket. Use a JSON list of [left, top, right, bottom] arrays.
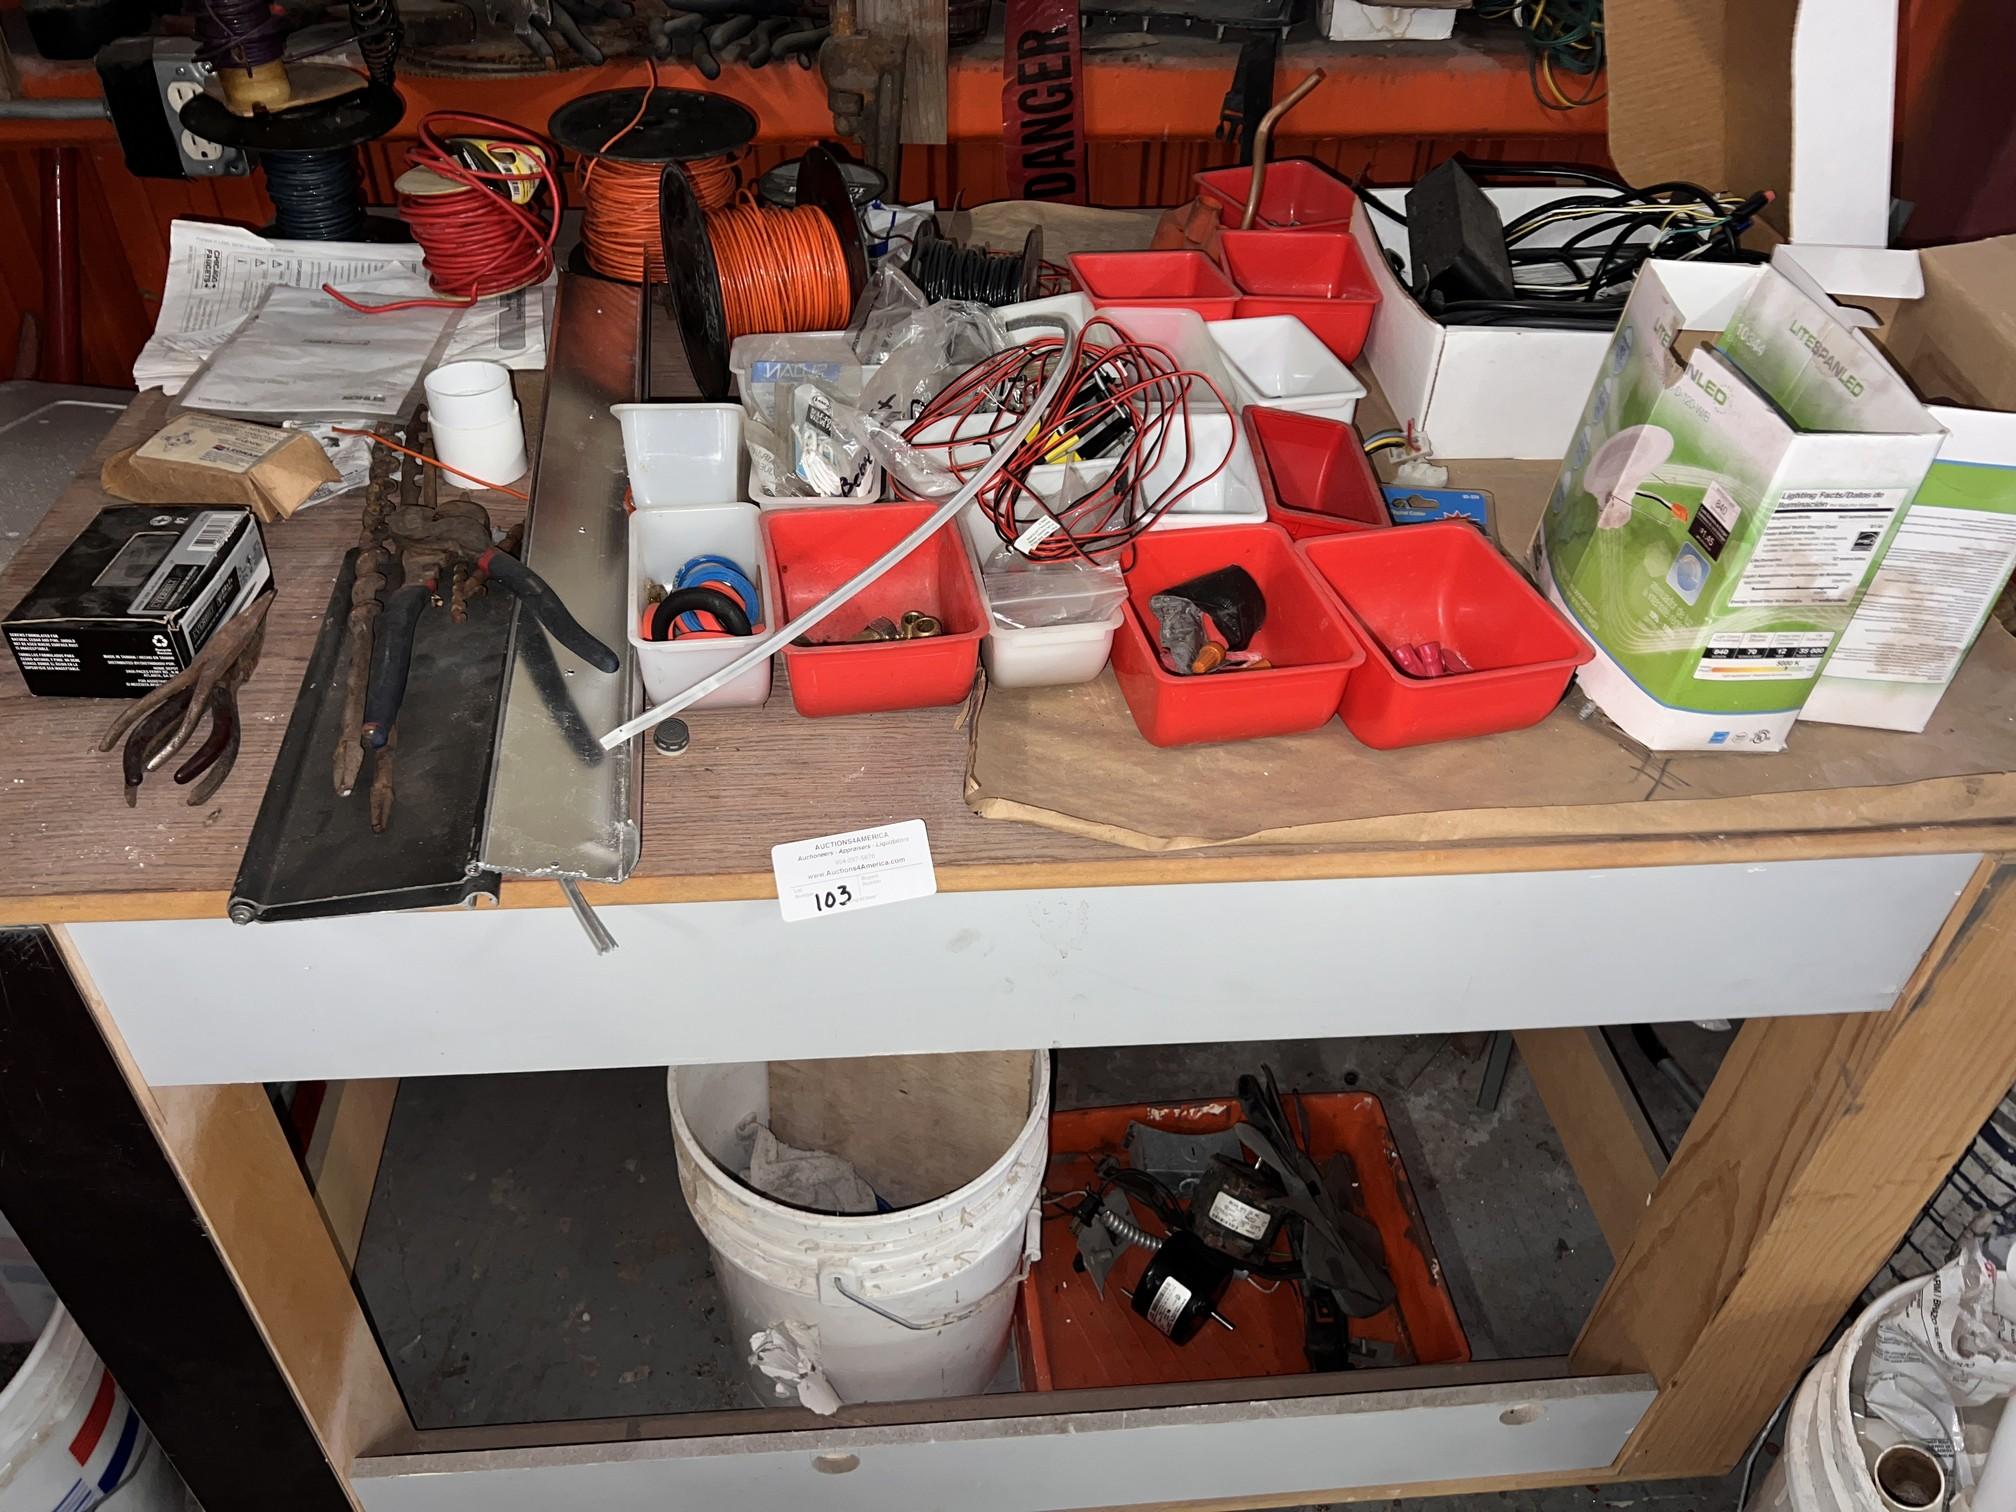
[[1861, 1230, 2016, 1497]]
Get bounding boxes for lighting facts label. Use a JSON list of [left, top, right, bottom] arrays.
[[771, 820, 938, 923]]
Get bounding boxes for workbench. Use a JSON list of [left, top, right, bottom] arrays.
[[4, 330, 2016, 1512]]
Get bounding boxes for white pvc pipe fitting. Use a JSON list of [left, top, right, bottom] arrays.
[[425, 361, 517, 428], [433, 405, 529, 491]]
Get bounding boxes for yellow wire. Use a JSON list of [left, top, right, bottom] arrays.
[[1363, 435, 1410, 454]]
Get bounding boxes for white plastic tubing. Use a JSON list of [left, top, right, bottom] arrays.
[[599, 312, 1079, 749]]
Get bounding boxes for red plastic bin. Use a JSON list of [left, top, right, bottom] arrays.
[[1109, 523, 1363, 747], [762, 502, 987, 717], [1215, 230, 1380, 361], [1194, 158, 1359, 231], [1067, 250, 1241, 321], [1015, 1094, 1469, 1392], [1298, 522, 1594, 748], [1245, 406, 1391, 540]]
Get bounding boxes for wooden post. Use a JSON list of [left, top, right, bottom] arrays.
[[1575, 860, 2016, 1474], [0, 928, 379, 1511], [1517, 1027, 1667, 1256]]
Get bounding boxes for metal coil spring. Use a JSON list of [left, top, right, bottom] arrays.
[[350, 0, 403, 87], [1100, 1206, 1163, 1252], [190, 0, 285, 70], [262, 150, 369, 241]]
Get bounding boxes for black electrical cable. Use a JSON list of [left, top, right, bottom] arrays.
[[261, 149, 370, 241], [909, 232, 1033, 306], [192, 0, 285, 69], [349, 0, 403, 86]]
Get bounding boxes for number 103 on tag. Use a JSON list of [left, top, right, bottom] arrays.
[[770, 820, 937, 923]]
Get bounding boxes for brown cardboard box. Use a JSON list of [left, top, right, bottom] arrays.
[[102, 413, 340, 523]]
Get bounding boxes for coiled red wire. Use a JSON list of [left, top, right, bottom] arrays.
[[324, 112, 560, 312], [901, 317, 1232, 560]]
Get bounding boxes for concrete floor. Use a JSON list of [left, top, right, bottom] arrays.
[[356, 1027, 1746, 1508]]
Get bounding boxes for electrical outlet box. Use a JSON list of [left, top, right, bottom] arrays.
[[97, 37, 247, 180]]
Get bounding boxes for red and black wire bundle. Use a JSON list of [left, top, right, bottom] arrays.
[[900, 317, 1232, 561]]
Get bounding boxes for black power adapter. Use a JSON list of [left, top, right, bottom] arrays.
[[1407, 158, 1516, 308]]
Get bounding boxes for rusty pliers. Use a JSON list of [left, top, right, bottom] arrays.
[[98, 592, 273, 807]]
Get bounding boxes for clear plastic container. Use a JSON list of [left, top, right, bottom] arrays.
[[613, 403, 745, 508], [959, 505, 1126, 688]]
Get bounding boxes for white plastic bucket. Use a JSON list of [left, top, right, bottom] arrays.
[[0, 1307, 187, 1512], [1747, 1278, 1944, 1512], [668, 1053, 1049, 1411]]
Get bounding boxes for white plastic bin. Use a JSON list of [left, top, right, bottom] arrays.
[[1207, 315, 1368, 422], [613, 402, 745, 507], [669, 1053, 1049, 1411], [959, 504, 1122, 687], [627, 503, 775, 709], [1097, 305, 1238, 408], [0, 1307, 188, 1512]]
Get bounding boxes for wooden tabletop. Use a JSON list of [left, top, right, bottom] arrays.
[[6, 394, 2014, 926]]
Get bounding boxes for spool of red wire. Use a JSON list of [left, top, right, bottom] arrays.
[[324, 112, 560, 313]]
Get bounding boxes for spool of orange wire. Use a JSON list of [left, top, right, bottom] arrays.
[[548, 67, 757, 285], [659, 144, 869, 399]]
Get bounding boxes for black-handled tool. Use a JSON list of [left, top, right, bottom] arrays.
[[476, 547, 621, 673], [362, 579, 430, 750]]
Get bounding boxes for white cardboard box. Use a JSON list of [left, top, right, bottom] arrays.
[[1353, 186, 1618, 461], [1801, 406, 2016, 731]]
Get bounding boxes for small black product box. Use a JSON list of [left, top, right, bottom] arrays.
[[4, 505, 271, 697]]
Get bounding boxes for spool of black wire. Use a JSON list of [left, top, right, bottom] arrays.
[[908, 222, 1042, 307]]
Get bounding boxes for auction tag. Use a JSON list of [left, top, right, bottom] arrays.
[[771, 820, 937, 923]]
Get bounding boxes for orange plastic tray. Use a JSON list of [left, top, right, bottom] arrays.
[[1017, 1094, 1468, 1391]]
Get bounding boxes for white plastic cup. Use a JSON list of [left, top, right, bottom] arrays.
[[424, 361, 517, 429], [434, 404, 529, 491]]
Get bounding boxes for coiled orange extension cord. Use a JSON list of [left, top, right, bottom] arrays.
[[708, 201, 851, 336]]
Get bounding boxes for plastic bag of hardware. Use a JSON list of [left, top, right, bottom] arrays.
[[789, 383, 877, 499], [846, 265, 932, 363], [979, 544, 1127, 630], [827, 397, 965, 498], [728, 331, 865, 430], [859, 302, 1011, 431]]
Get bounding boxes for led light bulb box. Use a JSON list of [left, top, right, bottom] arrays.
[[1535, 259, 1944, 752]]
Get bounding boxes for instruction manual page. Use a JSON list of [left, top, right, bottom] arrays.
[[136, 220, 552, 393]]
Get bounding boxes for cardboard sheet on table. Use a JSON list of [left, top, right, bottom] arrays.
[[964, 627, 2016, 851]]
